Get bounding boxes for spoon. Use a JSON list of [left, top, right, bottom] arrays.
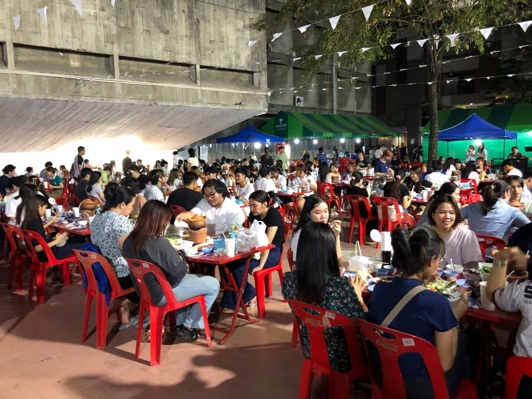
[[449, 259, 455, 269]]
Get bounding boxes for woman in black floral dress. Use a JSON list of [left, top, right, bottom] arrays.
[[282, 222, 366, 372]]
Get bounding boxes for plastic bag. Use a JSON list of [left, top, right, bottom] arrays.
[[250, 219, 269, 247]]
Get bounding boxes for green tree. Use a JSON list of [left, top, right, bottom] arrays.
[[256, 0, 527, 164]]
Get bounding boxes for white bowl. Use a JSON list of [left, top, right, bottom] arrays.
[[77, 220, 88, 226]]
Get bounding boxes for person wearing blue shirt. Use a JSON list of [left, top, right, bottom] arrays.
[[374, 149, 393, 176], [317, 147, 328, 164], [368, 226, 471, 398], [460, 180, 530, 240]]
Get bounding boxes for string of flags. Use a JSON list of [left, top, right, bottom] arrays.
[[13, 0, 117, 30], [269, 43, 532, 93], [264, 19, 531, 64], [271, 71, 531, 95]]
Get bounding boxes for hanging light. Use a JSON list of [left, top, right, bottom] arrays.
[[340, 138, 345, 143], [355, 138, 361, 143], [294, 138, 300, 144], [254, 142, 261, 149], [313, 139, 318, 144], [474, 139, 482, 146]]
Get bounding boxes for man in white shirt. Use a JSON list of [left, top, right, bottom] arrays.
[[172, 150, 183, 169], [502, 159, 523, 178], [254, 166, 277, 193], [144, 169, 166, 201], [522, 168, 532, 201], [425, 162, 450, 187], [234, 167, 254, 204], [177, 180, 245, 235]]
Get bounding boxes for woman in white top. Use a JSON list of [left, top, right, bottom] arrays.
[[87, 171, 105, 202], [477, 142, 488, 161], [465, 145, 476, 163], [167, 168, 182, 192], [254, 166, 277, 193], [187, 148, 199, 168], [461, 161, 479, 184], [325, 164, 341, 183]]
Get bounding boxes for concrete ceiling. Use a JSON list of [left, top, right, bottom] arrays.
[[0, 97, 261, 153]]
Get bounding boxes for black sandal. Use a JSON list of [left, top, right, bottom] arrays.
[[174, 325, 199, 342]]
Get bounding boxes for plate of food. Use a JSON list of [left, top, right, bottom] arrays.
[[426, 279, 455, 293]]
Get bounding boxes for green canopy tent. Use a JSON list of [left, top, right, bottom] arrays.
[[421, 104, 532, 162], [260, 111, 400, 138]]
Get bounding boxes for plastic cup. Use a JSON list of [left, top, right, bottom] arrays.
[[56, 205, 63, 216], [225, 238, 236, 257], [479, 281, 496, 311], [422, 191, 428, 201], [72, 207, 80, 218], [43, 181, 49, 189], [45, 209, 51, 220]]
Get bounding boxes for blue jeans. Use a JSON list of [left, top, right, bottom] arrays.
[[157, 274, 220, 329], [220, 245, 282, 309]]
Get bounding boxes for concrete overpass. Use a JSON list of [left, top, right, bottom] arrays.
[[0, 0, 268, 162]]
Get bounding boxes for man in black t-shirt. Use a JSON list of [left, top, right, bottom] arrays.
[[74, 168, 92, 201], [127, 164, 150, 190], [71, 146, 85, 181], [122, 150, 133, 173], [167, 172, 203, 211]]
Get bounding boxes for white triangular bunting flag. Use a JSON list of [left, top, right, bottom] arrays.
[[465, 78, 472, 82], [271, 33, 282, 42], [383, 72, 390, 75], [447, 33, 459, 43], [486, 76, 492, 80], [362, 5, 374, 21], [491, 50, 500, 55], [479, 27, 493, 40], [417, 39, 428, 47], [248, 40, 258, 48], [507, 74, 515, 77], [314, 55, 322, 60], [390, 43, 401, 49], [419, 64, 427, 68], [362, 47, 370, 53], [37, 6, 47, 25], [293, 57, 301, 61], [446, 80, 452, 84], [405, 0, 412, 5], [70, 0, 82, 16], [298, 24, 310, 33], [391, 84, 397, 87], [400, 68, 407, 71], [518, 21, 532, 32], [427, 82, 433, 85], [329, 15, 341, 30], [13, 15, 20, 30], [111, 0, 116, 6], [337, 51, 347, 57]]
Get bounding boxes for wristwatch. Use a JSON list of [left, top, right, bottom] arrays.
[[494, 259, 508, 268]]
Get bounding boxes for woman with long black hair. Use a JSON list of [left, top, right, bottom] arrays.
[[87, 171, 105, 202], [382, 168, 413, 212], [122, 200, 219, 341], [283, 222, 366, 373]]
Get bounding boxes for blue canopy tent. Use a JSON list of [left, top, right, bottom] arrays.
[[437, 113, 517, 141], [216, 125, 284, 143], [433, 113, 518, 160]]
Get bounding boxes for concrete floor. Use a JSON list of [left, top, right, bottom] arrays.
[[0, 219, 380, 399]]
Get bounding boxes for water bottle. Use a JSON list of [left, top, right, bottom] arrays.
[[229, 225, 237, 239]]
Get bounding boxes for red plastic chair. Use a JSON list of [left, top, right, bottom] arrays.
[[73, 250, 136, 348], [288, 300, 369, 399], [1, 223, 30, 291], [506, 356, 532, 399], [346, 195, 377, 246], [317, 182, 342, 213], [23, 230, 78, 304], [169, 204, 187, 218], [372, 197, 401, 248], [465, 193, 483, 205], [476, 234, 507, 261], [126, 258, 212, 366], [399, 213, 417, 230], [356, 319, 477, 399], [55, 185, 70, 211], [253, 221, 291, 319]]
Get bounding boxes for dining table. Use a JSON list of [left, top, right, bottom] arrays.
[[185, 244, 275, 345], [50, 220, 91, 236]]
